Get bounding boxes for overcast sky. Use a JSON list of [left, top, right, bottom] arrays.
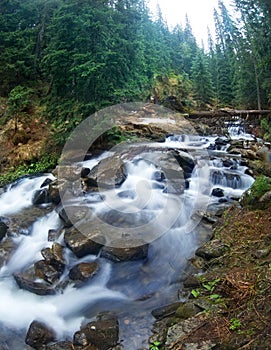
[[148, 0, 235, 46]]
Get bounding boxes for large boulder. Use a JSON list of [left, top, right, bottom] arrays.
[[25, 320, 56, 349], [73, 314, 119, 350], [240, 175, 271, 210], [86, 156, 127, 190]]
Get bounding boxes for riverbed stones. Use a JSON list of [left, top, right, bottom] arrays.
[[73, 314, 119, 350], [25, 320, 56, 349]]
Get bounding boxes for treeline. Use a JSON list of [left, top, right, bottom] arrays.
[[0, 0, 270, 138]]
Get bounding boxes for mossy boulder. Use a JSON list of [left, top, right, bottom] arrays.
[[240, 175, 271, 209]]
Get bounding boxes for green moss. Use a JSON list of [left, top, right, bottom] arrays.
[[0, 154, 59, 187]]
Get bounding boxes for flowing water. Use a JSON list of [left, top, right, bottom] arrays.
[[0, 124, 255, 349]]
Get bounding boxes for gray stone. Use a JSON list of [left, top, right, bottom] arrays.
[[25, 320, 56, 349], [195, 239, 228, 260], [73, 315, 119, 350]]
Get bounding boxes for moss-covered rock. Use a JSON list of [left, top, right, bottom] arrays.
[[240, 175, 271, 209]]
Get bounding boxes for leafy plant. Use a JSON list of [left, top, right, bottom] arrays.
[[149, 341, 161, 350], [191, 289, 200, 298], [229, 318, 242, 331], [202, 278, 221, 292]]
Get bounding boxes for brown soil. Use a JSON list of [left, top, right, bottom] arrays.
[[187, 206, 271, 349]]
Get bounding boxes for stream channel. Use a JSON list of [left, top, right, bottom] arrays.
[[0, 117, 256, 349]]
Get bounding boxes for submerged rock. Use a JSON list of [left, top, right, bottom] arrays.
[[25, 320, 56, 349], [73, 314, 119, 350]]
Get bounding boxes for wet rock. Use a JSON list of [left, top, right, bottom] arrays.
[[64, 227, 104, 258], [40, 178, 53, 188], [222, 159, 235, 168], [87, 156, 127, 190], [69, 261, 99, 281], [211, 188, 224, 198], [25, 320, 56, 349], [41, 243, 66, 271], [81, 167, 91, 178], [195, 239, 228, 260], [173, 150, 195, 179], [57, 205, 92, 227], [73, 314, 119, 350], [101, 241, 148, 262], [48, 180, 64, 204], [34, 260, 61, 284], [48, 229, 59, 242], [139, 151, 189, 194], [0, 221, 8, 241], [14, 268, 56, 295], [32, 188, 51, 205], [45, 341, 74, 350]]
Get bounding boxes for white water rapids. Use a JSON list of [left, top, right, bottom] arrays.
[[0, 130, 255, 349]]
